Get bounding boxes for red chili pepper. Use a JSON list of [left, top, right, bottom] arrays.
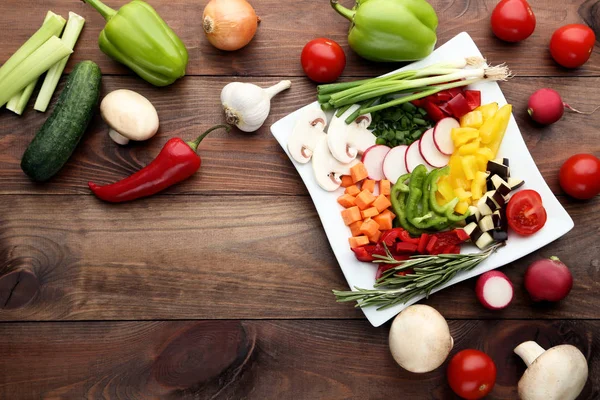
[[88, 125, 229, 202]]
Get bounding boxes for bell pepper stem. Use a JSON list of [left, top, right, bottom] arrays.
[[330, 0, 356, 21], [187, 124, 230, 153], [81, 0, 117, 20]]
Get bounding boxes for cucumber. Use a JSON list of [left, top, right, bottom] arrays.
[[21, 61, 101, 182]]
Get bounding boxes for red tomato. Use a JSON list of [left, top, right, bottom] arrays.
[[559, 153, 600, 199], [550, 24, 596, 68], [447, 350, 497, 400], [491, 0, 536, 42], [301, 38, 346, 83], [506, 190, 547, 235]]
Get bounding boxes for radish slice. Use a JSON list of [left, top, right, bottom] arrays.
[[382, 145, 408, 184], [405, 140, 433, 173], [362, 145, 391, 181], [433, 117, 460, 155], [419, 128, 450, 168], [475, 271, 514, 310]]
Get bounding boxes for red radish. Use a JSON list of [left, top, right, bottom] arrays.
[[405, 140, 432, 173], [433, 117, 460, 155], [382, 145, 408, 184], [362, 145, 391, 181], [419, 128, 450, 168], [528, 88, 600, 125], [524, 256, 573, 302], [475, 271, 514, 310]]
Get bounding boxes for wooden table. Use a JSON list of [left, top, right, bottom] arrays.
[[1, 0, 599, 398]]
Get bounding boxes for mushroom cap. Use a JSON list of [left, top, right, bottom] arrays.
[[518, 344, 588, 400], [389, 305, 453, 373], [100, 89, 159, 141], [327, 104, 375, 164], [311, 135, 357, 191], [287, 106, 327, 164]]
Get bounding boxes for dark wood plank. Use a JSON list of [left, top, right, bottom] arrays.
[[1, 0, 599, 78], [0, 194, 598, 320], [0, 319, 598, 399], [1, 76, 599, 196]]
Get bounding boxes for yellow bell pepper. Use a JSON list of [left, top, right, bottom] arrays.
[[471, 171, 488, 200], [455, 201, 470, 215], [460, 155, 478, 180], [460, 110, 484, 129], [458, 139, 482, 155], [453, 187, 472, 202], [488, 104, 512, 156], [436, 176, 454, 201], [452, 127, 480, 147], [475, 102, 498, 121]]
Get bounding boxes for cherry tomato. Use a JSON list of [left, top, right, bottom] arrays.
[[550, 24, 596, 68], [506, 190, 547, 235], [301, 38, 346, 83], [491, 0, 536, 42], [559, 153, 600, 199], [447, 349, 497, 399]]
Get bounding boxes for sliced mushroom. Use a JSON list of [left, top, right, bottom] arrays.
[[514, 341, 588, 400], [100, 89, 160, 145], [327, 104, 376, 164], [389, 305, 453, 373], [287, 106, 327, 164], [311, 134, 358, 191]]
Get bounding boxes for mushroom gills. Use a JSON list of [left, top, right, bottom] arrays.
[[311, 135, 358, 191], [287, 107, 328, 164], [327, 104, 376, 164]]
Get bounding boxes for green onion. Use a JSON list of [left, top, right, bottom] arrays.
[[0, 36, 73, 108], [5, 11, 66, 115], [34, 12, 86, 112], [0, 12, 66, 84]]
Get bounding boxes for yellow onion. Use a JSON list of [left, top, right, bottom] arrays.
[[203, 0, 260, 51]]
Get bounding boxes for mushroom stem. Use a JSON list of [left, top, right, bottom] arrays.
[[514, 341, 546, 367], [108, 128, 130, 146]]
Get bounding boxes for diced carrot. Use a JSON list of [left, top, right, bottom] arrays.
[[360, 218, 380, 237], [372, 194, 392, 212], [368, 230, 382, 244], [349, 236, 370, 249], [362, 179, 376, 193], [355, 189, 376, 210], [340, 175, 354, 188], [337, 194, 356, 208], [373, 211, 394, 231], [350, 162, 369, 183], [385, 209, 396, 219], [349, 221, 363, 237], [379, 180, 391, 196], [345, 185, 361, 197], [361, 206, 379, 219], [341, 206, 362, 226]]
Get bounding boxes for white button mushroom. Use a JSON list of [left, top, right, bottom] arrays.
[[388, 305, 453, 373], [514, 341, 588, 400], [311, 134, 358, 191], [287, 107, 327, 164], [327, 104, 376, 164], [100, 89, 160, 145]]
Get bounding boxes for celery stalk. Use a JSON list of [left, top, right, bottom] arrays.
[[34, 12, 86, 112], [0, 13, 66, 84], [5, 11, 65, 115], [0, 37, 73, 108]]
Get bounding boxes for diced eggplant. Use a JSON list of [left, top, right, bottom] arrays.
[[491, 211, 502, 228], [508, 177, 525, 190], [497, 183, 512, 199], [490, 174, 509, 189], [465, 206, 481, 224], [479, 215, 495, 232], [463, 222, 478, 236], [502, 158, 509, 168], [499, 207, 508, 231], [486, 179, 495, 192], [486, 195, 501, 212], [470, 224, 484, 242], [491, 229, 508, 242], [492, 190, 506, 208], [475, 232, 495, 249], [487, 159, 510, 180], [477, 195, 493, 216]]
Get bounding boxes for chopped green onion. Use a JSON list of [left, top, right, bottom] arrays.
[[0, 37, 73, 108], [34, 12, 86, 112], [0, 13, 65, 84]]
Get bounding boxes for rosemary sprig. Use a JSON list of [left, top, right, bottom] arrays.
[[333, 242, 505, 310]]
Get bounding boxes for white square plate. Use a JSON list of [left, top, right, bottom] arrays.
[[270, 32, 574, 327]]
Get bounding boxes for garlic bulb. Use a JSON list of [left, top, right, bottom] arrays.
[[221, 80, 291, 132]]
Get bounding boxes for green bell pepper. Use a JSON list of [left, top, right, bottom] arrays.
[[83, 0, 188, 87], [330, 0, 438, 62]]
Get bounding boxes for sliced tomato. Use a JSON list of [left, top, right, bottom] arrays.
[[506, 190, 547, 235]]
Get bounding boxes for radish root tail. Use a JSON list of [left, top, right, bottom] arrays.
[[564, 103, 600, 115]]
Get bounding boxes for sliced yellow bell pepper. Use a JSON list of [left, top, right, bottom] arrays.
[[455, 201, 470, 215], [453, 187, 472, 202], [460, 110, 484, 129], [458, 138, 482, 155], [471, 171, 488, 200], [437, 176, 454, 201], [488, 104, 512, 157], [475, 102, 498, 122], [452, 127, 480, 147], [460, 155, 478, 180]]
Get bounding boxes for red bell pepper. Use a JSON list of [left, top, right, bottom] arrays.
[[396, 242, 418, 254], [464, 90, 481, 110], [425, 236, 438, 254], [422, 101, 447, 122], [351, 245, 376, 262], [447, 87, 464, 98], [89, 125, 229, 202], [398, 230, 420, 244], [447, 93, 472, 119], [380, 228, 404, 247], [455, 228, 470, 242], [417, 233, 430, 254]]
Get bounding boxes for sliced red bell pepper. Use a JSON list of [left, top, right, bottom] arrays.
[[396, 242, 418, 254], [398, 230, 420, 244], [423, 101, 447, 122], [351, 245, 376, 262], [411, 98, 425, 108], [417, 233, 430, 254], [438, 101, 454, 117], [434, 91, 453, 103], [425, 236, 438, 254], [375, 264, 397, 280], [449, 245, 461, 254], [455, 228, 471, 243], [447, 87, 463, 97], [464, 90, 481, 111], [447, 93, 472, 119], [380, 228, 406, 247]]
